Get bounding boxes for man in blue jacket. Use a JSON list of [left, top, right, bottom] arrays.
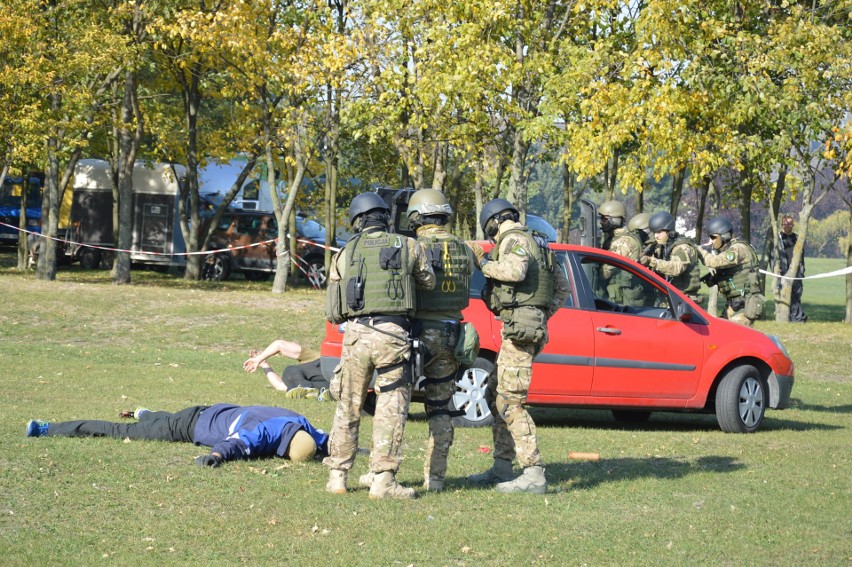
[[26, 404, 328, 466]]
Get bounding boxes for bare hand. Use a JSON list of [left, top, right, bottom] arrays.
[[639, 255, 651, 266]]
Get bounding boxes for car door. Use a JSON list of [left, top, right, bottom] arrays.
[[576, 253, 704, 401], [528, 251, 595, 397]]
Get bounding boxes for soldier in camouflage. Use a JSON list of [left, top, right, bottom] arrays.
[[599, 200, 645, 306], [697, 216, 764, 327], [401, 189, 475, 492], [467, 198, 570, 494], [640, 211, 703, 305], [323, 192, 435, 499]]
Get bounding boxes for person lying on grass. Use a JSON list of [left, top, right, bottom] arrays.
[[26, 403, 328, 467]]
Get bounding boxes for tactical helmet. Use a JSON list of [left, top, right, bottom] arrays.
[[705, 216, 734, 241], [649, 211, 676, 233], [599, 200, 627, 219], [627, 212, 650, 232], [348, 192, 390, 225], [479, 198, 518, 234], [406, 189, 453, 221]]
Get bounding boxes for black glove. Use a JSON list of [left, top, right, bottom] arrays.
[[195, 454, 223, 468], [700, 272, 715, 286], [699, 243, 712, 253]]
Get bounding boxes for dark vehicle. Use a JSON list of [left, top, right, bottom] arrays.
[[200, 211, 342, 284]]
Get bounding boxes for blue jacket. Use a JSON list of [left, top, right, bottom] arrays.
[[193, 404, 328, 462]]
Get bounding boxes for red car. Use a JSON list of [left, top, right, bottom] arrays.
[[320, 242, 795, 433]]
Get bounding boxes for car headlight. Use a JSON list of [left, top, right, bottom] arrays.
[[767, 334, 791, 360]]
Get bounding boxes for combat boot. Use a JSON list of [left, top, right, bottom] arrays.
[[468, 458, 514, 486], [495, 465, 546, 494], [368, 471, 415, 500], [326, 469, 347, 495], [358, 472, 374, 488]]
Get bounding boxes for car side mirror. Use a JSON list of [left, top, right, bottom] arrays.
[[675, 302, 693, 323]]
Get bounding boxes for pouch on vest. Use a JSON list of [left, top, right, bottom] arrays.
[[346, 276, 365, 310], [502, 307, 547, 345], [379, 247, 402, 270], [453, 322, 480, 367], [326, 281, 346, 324], [745, 293, 765, 320]]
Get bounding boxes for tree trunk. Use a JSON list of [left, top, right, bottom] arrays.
[[670, 168, 685, 216], [846, 198, 852, 324], [16, 173, 29, 270], [561, 164, 574, 244], [180, 69, 203, 281], [272, 122, 309, 294], [738, 174, 753, 243], [695, 175, 711, 244], [37, 131, 60, 281], [762, 165, 785, 299], [114, 69, 142, 285], [507, 129, 531, 220]]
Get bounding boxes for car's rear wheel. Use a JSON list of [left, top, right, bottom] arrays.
[[715, 364, 766, 433], [201, 254, 231, 281], [451, 356, 494, 428], [79, 248, 102, 270], [611, 410, 652, 424]]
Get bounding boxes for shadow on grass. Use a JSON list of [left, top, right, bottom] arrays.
[[451, 455, 744, 492], [408, 406, 842, 433], [546, 455, 744, 490], [784, 398, 852, 415]]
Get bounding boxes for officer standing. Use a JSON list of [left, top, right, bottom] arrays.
[[640, 211, 703, 305], [776, 214, 807, 322], [468, 198, 569, 494], [598, 199, 645, 306], [324, 192, 435, 499], [404, 189, 475, 492], [697, 216, 764, 327]]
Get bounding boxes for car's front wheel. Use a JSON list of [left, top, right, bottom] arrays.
[[715, 364, 766, 433], [451, 356, 494, 428], [201, 254, 231, 281]]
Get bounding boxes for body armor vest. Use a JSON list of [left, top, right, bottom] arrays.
[[656, 236, 701, 295], [607, 230, 646, 307], [489, 228, 554, 311], [415, 232, 470, 315], [715, 240, 760, 299], [338, 230, 416, 318]]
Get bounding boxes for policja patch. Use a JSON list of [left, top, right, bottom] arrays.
[[511, 245, 527, 256]]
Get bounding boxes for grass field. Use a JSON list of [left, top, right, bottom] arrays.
[[1, 252, 850, 565]]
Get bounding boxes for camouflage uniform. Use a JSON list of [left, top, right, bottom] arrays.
[[413, 225, 476, 489], [602, 227, 645, 306], [648, 238, 703, 304], [323, 231, 435, 476], [698, 238, 763, 327], [480, 220, 552, 469]]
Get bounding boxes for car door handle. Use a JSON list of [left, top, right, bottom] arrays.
[[596, 327, 622, 335]]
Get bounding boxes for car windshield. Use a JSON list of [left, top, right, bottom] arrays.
[[298, 217, 326, 240]]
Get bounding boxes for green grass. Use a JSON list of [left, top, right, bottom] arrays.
[[1, 251, 850, 565]]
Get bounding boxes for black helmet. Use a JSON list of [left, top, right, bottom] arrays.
[[649, 211, 676, 233], [479, 198, 518, 235], [348, 192, 390, 225], [705, 216, 733, 240]]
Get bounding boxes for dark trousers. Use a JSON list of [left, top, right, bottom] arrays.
[[789, 281, 807, 322], [47, 406, 208, 443], [282, 360, 329, 390]]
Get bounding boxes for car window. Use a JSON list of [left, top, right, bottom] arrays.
[[579, 255, 673, 318], [298, 218, 325, 240]]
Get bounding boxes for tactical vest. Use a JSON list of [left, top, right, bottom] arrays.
[[338, 230, 416, 318], [488, 228, 554, 311], [659, 236, 701, 295], [608, 230, 645, 306], [415, 232, 470, 314], [715, 240, 761, 299]]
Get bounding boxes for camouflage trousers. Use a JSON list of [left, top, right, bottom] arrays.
[[323, 320, 413, 474], [725, 297, 755, 327], [485, 326, 546, 468], [419, 323, 461, 484]]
